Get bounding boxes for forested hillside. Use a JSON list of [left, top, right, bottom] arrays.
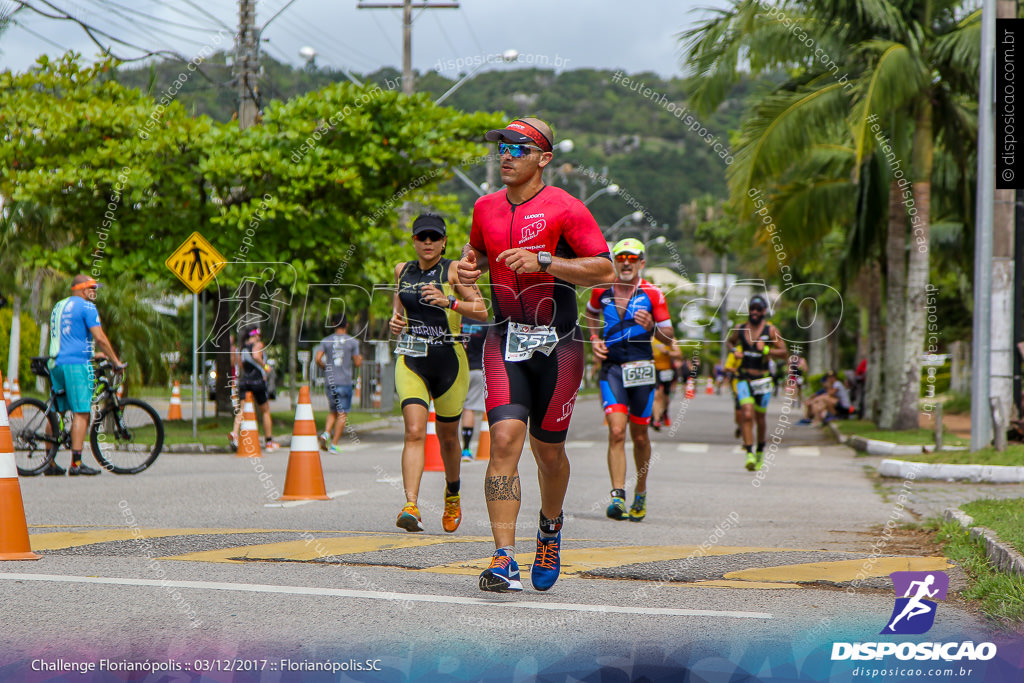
[[112, 55, 762, 274]]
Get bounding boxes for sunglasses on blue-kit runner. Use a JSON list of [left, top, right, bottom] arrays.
[[498, 142, 544, 158]]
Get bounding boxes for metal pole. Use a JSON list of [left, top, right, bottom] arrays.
[[402, 0, 413, 95], [971, 0, 996, 450], [1015, 190, 1024, 417], [192, 293, 198, 438], [201, 290, 206, 419]]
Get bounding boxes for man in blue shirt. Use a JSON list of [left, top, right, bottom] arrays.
[[47, 275, 125, 475]]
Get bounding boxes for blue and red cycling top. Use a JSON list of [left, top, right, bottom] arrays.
[[470, 185, 610, 330], [586, 279, 672, 364]]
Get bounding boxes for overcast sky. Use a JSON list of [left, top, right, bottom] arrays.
[[2, 0, 731, 79]]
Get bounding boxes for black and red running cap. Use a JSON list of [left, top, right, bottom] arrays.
[[484, 118, 553, 152]]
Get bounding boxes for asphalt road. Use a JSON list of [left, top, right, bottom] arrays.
[[2, 388, 1017, 681]]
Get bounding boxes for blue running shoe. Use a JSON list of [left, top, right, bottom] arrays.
[[531, 532, 561, 591], [606, 496, 628, 520], [461, 448, 473, 462], [479, 549, 523, 592]]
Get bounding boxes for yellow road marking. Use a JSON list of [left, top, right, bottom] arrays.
[[691, 580, 801, 590], [163, 534, 496, 564], [422, 545, 788, 576], [724, 556, 953, 584], [29, 529, 292, 551]]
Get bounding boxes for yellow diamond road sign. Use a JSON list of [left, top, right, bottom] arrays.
[[165, 232, 226, 294]]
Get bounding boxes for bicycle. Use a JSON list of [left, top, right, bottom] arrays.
[[9, 357, 165, 476]]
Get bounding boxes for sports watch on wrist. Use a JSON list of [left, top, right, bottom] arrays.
[[537, 251, 552, 272], [447, 295, 457, 309]]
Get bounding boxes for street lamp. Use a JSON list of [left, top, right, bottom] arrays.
[[582, 183, 619, 206], [299, 46, 317, 70], [607, 210, 644, 237], [555, 139, 574, 153], [435, 49, 519, 104]]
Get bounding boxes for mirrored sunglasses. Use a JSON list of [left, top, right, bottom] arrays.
[[498, 142, 543, 158], [615, 253, 641, 263]]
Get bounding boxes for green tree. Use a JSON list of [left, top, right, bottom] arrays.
[[682, 0, 979, 429]]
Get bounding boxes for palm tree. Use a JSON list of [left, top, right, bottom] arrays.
[[681, 0, 979, 429]]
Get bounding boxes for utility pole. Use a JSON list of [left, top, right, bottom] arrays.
[[971, 0, 996, 450], [357, 0, 459, 95], [236, 0, 258, 129]]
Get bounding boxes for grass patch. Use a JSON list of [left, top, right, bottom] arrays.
[[160, 408, 399, 445], [837, 419, 968, 447], [888, 445, 1024, 467], [942, 391, 971, 415], [961, 499, 1024, 555], [937, 520, 1024, 630]]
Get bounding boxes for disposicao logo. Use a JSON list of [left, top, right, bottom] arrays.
[[831, 571, 998, 663], [882, 570, 948, 635]]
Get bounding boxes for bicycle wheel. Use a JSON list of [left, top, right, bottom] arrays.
[[90, 398, 164, 474], [9, 398, 59, 476]]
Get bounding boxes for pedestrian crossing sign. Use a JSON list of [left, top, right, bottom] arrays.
[[165, 232, 227, 293]]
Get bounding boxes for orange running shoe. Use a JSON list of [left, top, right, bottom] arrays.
[[442, 493, 462, 533]]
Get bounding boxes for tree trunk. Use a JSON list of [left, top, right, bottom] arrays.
[[878, 180, 907, 428], [807, 315, 827, 376], [6, 294, 21, 381], [894, 103, 934, 430], [949, 341, 970, 394], [866, 261, 884, 423]]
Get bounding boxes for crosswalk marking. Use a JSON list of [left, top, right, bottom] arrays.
[[0, 573, 774, 619], [162, 533, 496, 564], [724, 556, 952, 584], [28, 528, 286, 552]]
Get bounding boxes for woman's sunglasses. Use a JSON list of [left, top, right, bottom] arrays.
[[615, 254, 641, 263], [415, 231, 444, 242], [498, 142, 544, 158]]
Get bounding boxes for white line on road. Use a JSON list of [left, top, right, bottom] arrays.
[[263, 490, 351, 508], [676, 443, 709, 453], [0, 573, 772, 620], [787, 447, 820, 456]]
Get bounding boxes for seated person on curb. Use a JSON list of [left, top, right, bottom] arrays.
[[799, 371, 851, 425]]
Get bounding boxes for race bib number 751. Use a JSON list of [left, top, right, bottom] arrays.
[[505, 322, 559, 362]]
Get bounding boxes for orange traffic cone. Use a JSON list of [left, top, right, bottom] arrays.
[[236, 392, 262, 458], [684, 376, 695, 399], [424, 400, 443, 472], [475, 415, 491, 461], [372, 382, 382, 410], [279, 386, 329, 501], [8, 379, 21, 418], [2, 380, 9, 407], [167, 381, 183, 421], [0, 370, 40, 561], [705, 377, 714, 395]]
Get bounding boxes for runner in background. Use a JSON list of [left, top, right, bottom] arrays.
[[391, 214, 488, 534], [585, 238, 673, 523], [460, 319, 489, 461], [651, 336, 682, 431]]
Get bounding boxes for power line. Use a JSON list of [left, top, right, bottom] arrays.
[[80, 0, 214, 49], [11, 16, 70, 52], [457, 3, 484, 55], [179, 0, 233, 32]]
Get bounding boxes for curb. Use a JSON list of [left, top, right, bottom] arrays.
[[162, 415, 404, 454], [878, 459, 1024, 483], [943, 507, 1024, 577]]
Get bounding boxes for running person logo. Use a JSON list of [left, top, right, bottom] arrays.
[[881, 571, 949, 635]]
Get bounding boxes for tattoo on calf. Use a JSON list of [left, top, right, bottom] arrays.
[[485, 475, 521, 501]]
